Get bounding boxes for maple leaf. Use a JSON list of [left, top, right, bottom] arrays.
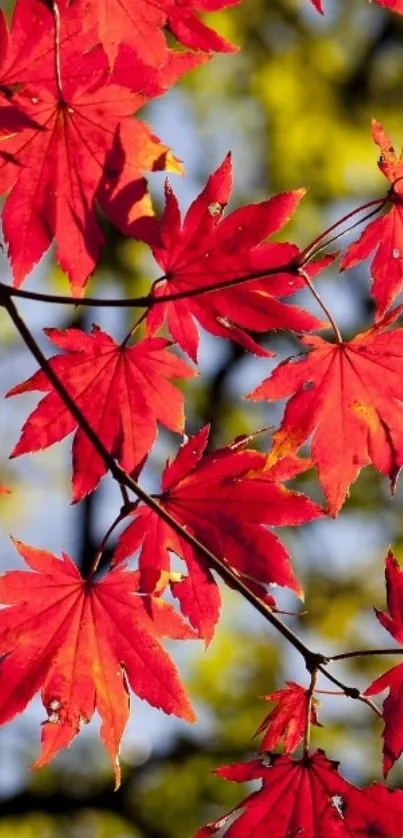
[[255, 681, 321, 755], [147, 154, 326, 362], [194, 750, 403, 837], [114, 426, 323, 643], [7, 326, 196, 502], [341, 121, 403, 317], [0, 80, 181, 292], [78, 0, 239, 68], [0, 0, 189, 293], [365, 550, 403, 776], [0, 539, 195, 787], [247, 307, 403, 516]]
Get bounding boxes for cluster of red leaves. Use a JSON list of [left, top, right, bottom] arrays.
[[1, 0, 403, 827], [193, 552, 403, 837], [0, 0, 234, 292]]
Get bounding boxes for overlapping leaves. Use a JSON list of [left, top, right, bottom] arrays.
[[79, 0, 240, 67], [0, 0, 207, 292], [1, 0, 403, 818], [114, 426, 322, 642]]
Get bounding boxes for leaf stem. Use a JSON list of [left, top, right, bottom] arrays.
[[88, 507, 130, 578], [120, 311, 148, 347], [303, 669, 318, 757], [299, 268, 342, 343], [299, 197, 386, 263], [51, 1, 64, 102], [120, 277, 163, 347], [302, 202, 388, 266]]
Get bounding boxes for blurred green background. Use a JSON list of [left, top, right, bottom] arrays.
[[1, 0, 403, 835]]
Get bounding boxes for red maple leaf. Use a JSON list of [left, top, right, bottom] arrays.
[[194, 750, 403, 837], [0, 539, 195, 787], [78, 0, 239, 68], [365, 550, 403, 776], [247, 308, 403, 516], [114, 426, 322, 643], [0, 0, 190, 293], [7, 326, 196, 502], [256, 681, 321, 755], [341, 121, 403, 317], [147, 154, 327, 361]]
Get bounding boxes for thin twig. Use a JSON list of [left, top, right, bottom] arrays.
[[316, 663, 382, 718], [329, 648, 402, 662], [0, 259, 300, 310], [317, 663, 360, 698]]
